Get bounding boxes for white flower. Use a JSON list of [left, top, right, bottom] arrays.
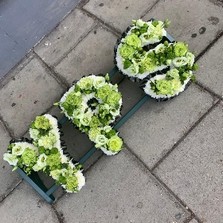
[[135, 19, 145, 27], [79, 112, 92, 126], [95, 134, 108, 147], [3, 153, 18, 166], [186, 52, 195, 67], [93, 76, 106, 89], [12, 145, 25, 156], [50, 169, 62, 181], [154, 43, 165, 54], [75, 171, 85, 191], [60, 154, 69, 164], [173, 57, 188, 67], [29, 129, 39, 140], [103, 126, 112, 133]]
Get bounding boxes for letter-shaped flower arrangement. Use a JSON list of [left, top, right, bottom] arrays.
[[3, 114, 85, 193], [115, 19, 198, 100], [57, 74, 123, 155]]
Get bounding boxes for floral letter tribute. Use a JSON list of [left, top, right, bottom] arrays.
[[115, 19, 198, 100]]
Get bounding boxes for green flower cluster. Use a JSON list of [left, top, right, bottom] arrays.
[[116, 19, 198, 98], [3, 114, 85, 193], [58, 75, 123, 155]]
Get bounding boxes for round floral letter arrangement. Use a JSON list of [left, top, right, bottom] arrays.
[[115, 19, 198, 100], [57, 74, 123, 156], [3, 114, 85, 193]]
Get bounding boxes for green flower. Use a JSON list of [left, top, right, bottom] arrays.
[[46, 152, 61, 170], [50, 169, 63, 181], [107, 135, 123, 152], [78, 77, 93, 90], [88, 128, 101, 141], [96, 84, 112, 101], [140, 56, 156, 72], [89, 116, 101, 128], [79, 112, 92, 126], [3, 153, 18, 166], [155, 79, 173, 95], [106, 91, 122, 106], [38, 132, 57, 149], [125, 34, 142, 48], [166, 68, 180, 79], [21, 148, 37, 167], [174, 42, 188, 57], [119, 44, 135, 59], [65, 175, 78, 192], [186, 52, 195, 67], [33, 116, 51, 130]]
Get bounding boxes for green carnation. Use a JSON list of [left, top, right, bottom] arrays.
[[46, 153, 61, 170], [38, 132, 57, 149], [106, 91, 121, 106], [64, 92, 82, 107], [119, 44, 135, 59], [140, 56, 156, 72], [88, 128, 101, 141], [89, 116, 101, 128], [155, 78, 181, 95], [125, 34, 142, 48], [21, 148, 37, 167], [174, 42, 188, 57], [33, 116, 51, 130], [78, 77, 93, 90], [166, 68, 180, 79], [96, 84, 112, 101], [65, 175, 78, 192], [107, 135, 123, 152]]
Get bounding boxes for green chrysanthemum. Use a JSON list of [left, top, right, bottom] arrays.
[[107, 135, 123, 152]]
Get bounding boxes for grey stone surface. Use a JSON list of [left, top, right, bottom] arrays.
[[0, 121, 20, 201], [56, 149, 191, 222], [83, 0, 158, 32], [190, 219, 199, 223], [143, 0, 223, 55], [0, 56, 64, 137], [55, 26, 117, 85], [35, 9, 96, 66], [0, 182, 58, 223], [120, 84, 214, 169], [196, 36, 223, 97], [154, 104, 223, 223]]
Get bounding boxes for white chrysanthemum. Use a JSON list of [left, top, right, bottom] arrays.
[[75, 170, 85, 191], [3, 153, 18, 166], [100, 147, 118, 156]]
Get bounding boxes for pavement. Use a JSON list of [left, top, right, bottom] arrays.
[[0, 0, 223, 222]]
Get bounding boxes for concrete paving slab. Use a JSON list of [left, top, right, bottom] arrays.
[[55, 26, 117, 85], [154, 104, 223, 222], [83, 0, 158, 32], [35, 9, 96, 67], [0, 56, 64, 137], [119, 84, 214, 169], [0, 182, 58, 223], [196, 36, 223, 97], [56, 149, 191, 222], [190, 219, 199, 223], [0, 121, 20, 201], [143, 0, 223, 55]]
